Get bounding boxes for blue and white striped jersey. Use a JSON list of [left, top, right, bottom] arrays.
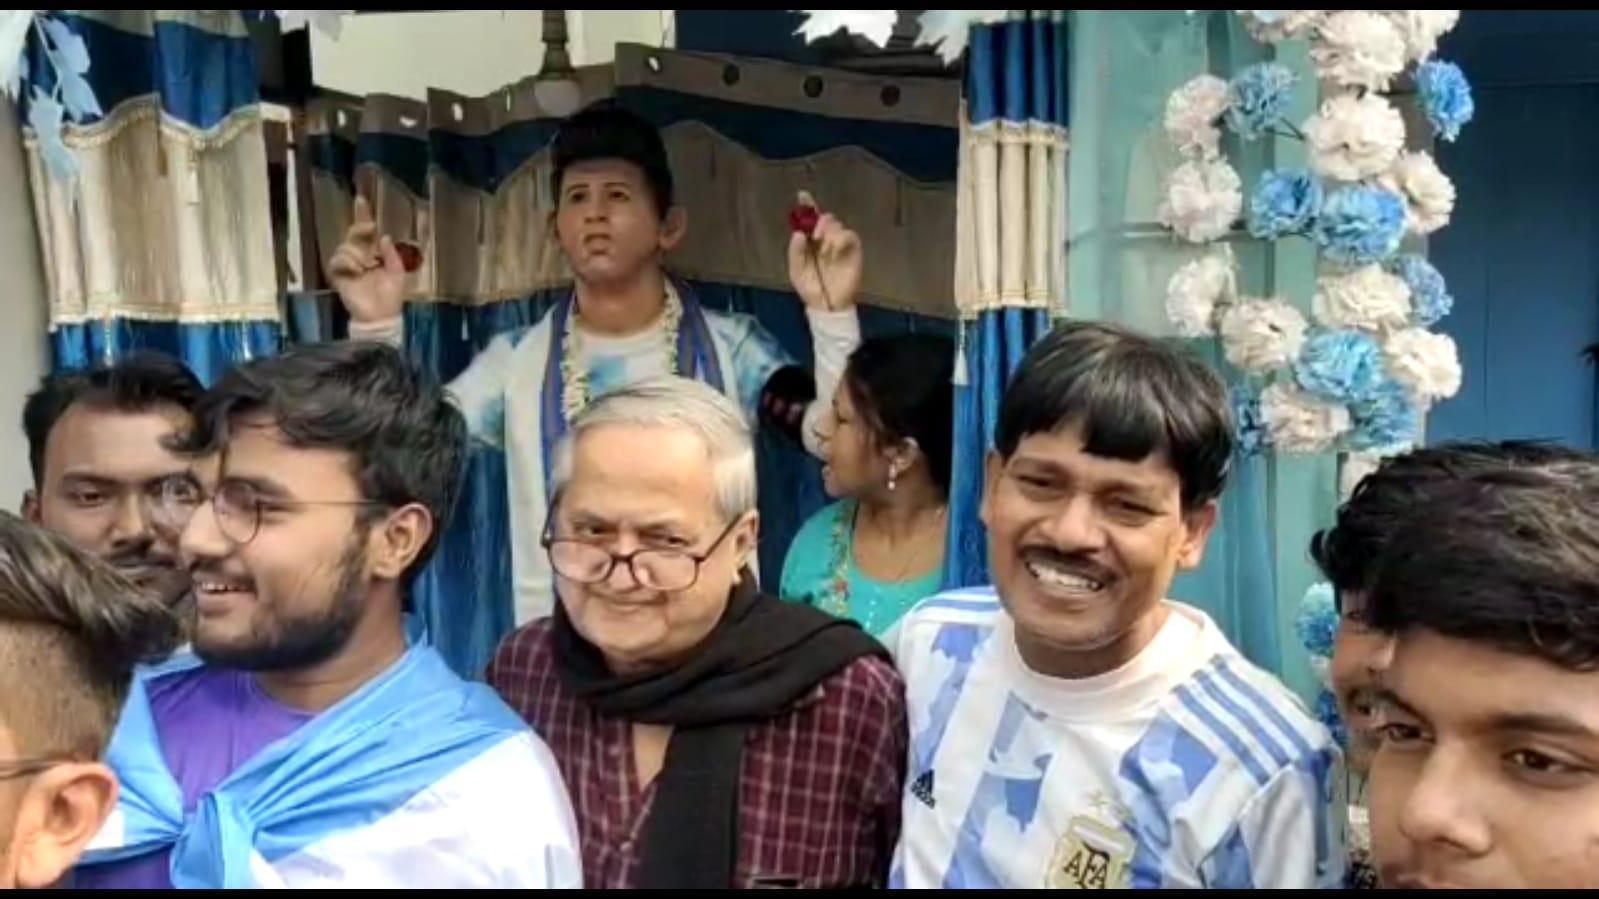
[[888, 587, 1345, 890]]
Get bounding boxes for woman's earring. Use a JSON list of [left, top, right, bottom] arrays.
[[887, 463, 899, 492]]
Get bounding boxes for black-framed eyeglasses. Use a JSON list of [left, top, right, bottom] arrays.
[[166, 479, 386, 546], [541, 517, 742, 592]]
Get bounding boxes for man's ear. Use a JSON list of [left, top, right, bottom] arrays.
[[368, 504, 434, 582], [659, 205, 688, 253], [731, 510, 760, 576], [21, 490, 39, 523], [10, 762, 118, 889], [1175, 500, 1219, 571], [979, 450, 1003, 529]]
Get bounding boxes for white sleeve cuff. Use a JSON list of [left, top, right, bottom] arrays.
[[800, 307, 862, 458], [347, 315, 405, 348]]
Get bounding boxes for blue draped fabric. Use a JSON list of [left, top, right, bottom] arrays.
[[945, 309, 1052, 587], [24, 11, 281, 384], [943, 15, 1069, 588], [313, 71, 956, 676]]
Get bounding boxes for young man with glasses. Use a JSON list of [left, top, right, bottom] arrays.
[[0, 511, 180, 889], [486, 376, 907, 889], [72, 342, 582, 889]]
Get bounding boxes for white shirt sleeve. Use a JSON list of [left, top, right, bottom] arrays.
[[346, 315, 518, 451], [800, 307, 862, 458], [347, 315, 405, 348]]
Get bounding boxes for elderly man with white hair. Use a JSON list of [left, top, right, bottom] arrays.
[[486, 376, 907, 889]]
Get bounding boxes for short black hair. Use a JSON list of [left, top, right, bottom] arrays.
[[1367, 455, 1599, 672], [995, 321, 1233, 510], [1309, 440, 1590, 596], [551, 102, 674, 218], [23, 352, 204, 486], [843, 334, 956, 496], [0, 510, 180, 756], [180, 342, 467, 581]]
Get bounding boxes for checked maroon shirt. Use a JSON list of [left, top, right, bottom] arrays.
[[486, 619, 907, 889]]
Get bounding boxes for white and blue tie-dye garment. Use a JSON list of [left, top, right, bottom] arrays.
[[888, 588, 1346, 890]]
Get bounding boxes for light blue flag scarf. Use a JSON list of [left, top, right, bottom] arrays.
[[76, 640, 531, 888]]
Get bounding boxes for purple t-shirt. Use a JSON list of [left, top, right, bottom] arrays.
[[73, 667, 313, 889]]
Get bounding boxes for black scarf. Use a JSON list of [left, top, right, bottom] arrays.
[[552, 573, 887, 888]]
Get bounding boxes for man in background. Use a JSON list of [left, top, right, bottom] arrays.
[[21, 353, 207, 608]]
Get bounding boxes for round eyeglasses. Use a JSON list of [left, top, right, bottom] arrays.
[[542, 518, 740, 592], [165, 478, 384, 545]]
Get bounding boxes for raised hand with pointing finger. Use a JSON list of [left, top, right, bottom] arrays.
[[326, 196, 406, 324]]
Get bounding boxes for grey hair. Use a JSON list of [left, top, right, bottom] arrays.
[[549, 376, 758, 521]]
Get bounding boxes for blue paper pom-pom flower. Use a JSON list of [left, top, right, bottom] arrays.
[[1349, 379, 1418, 451], [1294, 329, 1384, 404], [1313, 185, 1406, 266], [1388, 254, 1454, 326], [1231, 385, 1269, 457], [1226, 62, 1297, 141], [1315, 689, 1348, 748], [1416, 60, 1474, 143], [1247, 168, 1322, 239], [1297, 581, 1339, 657]]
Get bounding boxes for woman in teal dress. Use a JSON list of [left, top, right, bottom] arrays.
[[780, 334, 954, 635]]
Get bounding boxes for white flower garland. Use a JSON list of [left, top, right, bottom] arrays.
[[560, 285, 683, 421], [1157, 9, 1469, 458]]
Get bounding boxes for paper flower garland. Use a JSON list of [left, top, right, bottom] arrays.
[[1161, 9, 1471, 458], [1297, 581, 1348, 746]]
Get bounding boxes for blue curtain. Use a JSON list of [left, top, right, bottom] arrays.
[[22, 11, 281, 384], [306, 51, 958, 677], [945, 309, 1051, 587], [943, 15, 1069, 587]]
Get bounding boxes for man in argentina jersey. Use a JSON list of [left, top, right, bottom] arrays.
[[888, 322, 1344, 889]]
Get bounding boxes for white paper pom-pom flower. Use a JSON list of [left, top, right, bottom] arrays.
[[1310, 11, 1409, 92], [1238, 10, 1326, 43], [1313, 265, 1413, 332], [1261, 383, 1352, 453], [1165, 74, 1231, 160], [1305, 93, 1406, 182], [1340, 450, 1383, 499], [1384, 10, 1460, 63], [1384, 328, 1463, 400], [1219, 297, 1308, 372], [1166, 254, 1235, 338], [1160, 158, 1243, 244], [1383, 151, 1457, 236]]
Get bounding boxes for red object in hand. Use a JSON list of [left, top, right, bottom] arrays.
[[788, 204, 820, 238], [394, 240, 424, 273]]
